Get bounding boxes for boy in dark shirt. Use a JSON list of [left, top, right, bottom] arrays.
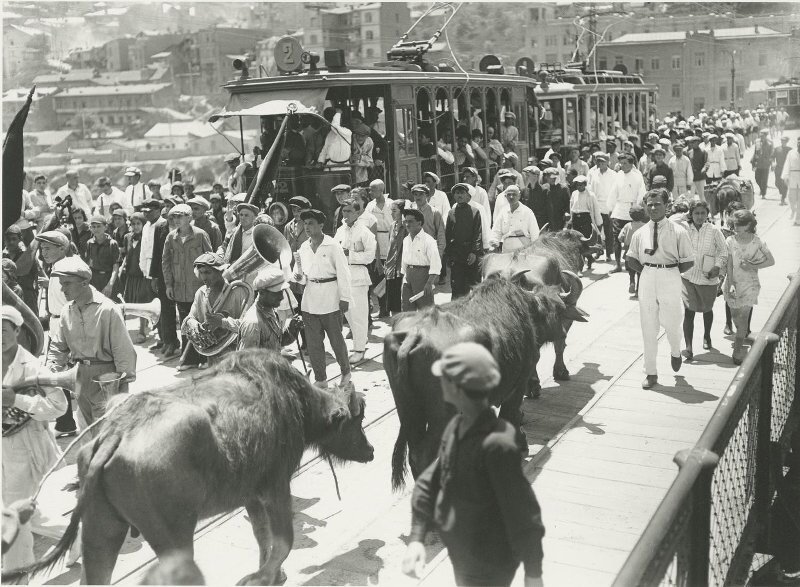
[[403, 342, 545, 587], [83, 214, 120, 297]]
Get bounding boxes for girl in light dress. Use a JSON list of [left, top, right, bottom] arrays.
[[723, 210, 775, 365]]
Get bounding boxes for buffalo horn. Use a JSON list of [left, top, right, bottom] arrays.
[[510, 269, 529, 282], [559, 270, 583, 306]]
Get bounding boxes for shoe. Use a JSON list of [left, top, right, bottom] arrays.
[[780, 200, 787, 206], [131, 333, 146, 344], [149, 341, 164, 351], [723, 325, 734, 336], [628, 282, 636, 294], [349, 350, 366, 365], [56, 430, 78, 439], [681, 349, 693, 362], [176, 364, 197, 372], [703, 338, 712, 350], [161, 344, 180, 359], [671, 354, 682, 372], [642, 375, 658, 389]]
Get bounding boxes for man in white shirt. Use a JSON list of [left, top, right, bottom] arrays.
[[25, 174, 54, 229], [588, 152, 616, 261], [722, 133, 741, 177], [668, 143, 694, 198], [335, 198, 376, 365], [460, 167, 491, 251], [607, 153, 647, 272], [422, 172, 451, 220], [294, 209, 353, 388], [93, 177, 127, 219], [124, 167, 148, 212], [490, 185, 539, 252], [318, 107, 352, 167], [364, 179, 393, 272], [54, 169, 93, 215], [400, 208, 441, 311]]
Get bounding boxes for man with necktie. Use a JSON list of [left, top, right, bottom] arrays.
[[626, 189, 695, 389], [124, 167, 148, 212]]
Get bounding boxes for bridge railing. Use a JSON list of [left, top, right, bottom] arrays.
[[613, 271, 800, 587]]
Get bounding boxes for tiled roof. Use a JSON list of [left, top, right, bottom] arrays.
[[144, 121, 217, 138], [54, 83, 172, 97], [606, 26, 784, 45], [26, 130, 75, 146]]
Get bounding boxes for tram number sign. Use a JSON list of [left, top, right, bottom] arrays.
[[275, 36, 304, 73]]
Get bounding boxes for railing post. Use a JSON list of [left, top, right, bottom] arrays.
[[757, 333, 780, 523], [674, 447, 720, 587]]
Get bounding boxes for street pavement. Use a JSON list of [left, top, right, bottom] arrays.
[[30, 129, 799, 586]]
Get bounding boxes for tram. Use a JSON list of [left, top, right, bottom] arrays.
[[765, 80, 800, 126], [214, 36, 657, 230]]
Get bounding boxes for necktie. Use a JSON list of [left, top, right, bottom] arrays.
[[652, 222, 659, 254], [100, 196, 105, 216]]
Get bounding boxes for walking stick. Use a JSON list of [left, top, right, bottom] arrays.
[[278, 256, 309, 376]]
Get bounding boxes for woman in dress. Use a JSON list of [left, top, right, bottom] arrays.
[[384, 200, 407, 316], [119, 212, 154, 343], [680, 200, 727, 360], [723, 210, 775, 365]]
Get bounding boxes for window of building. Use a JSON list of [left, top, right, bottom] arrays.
[[310, 34, 318, 45], [635, 58, 644, 72], [671, 55, 681, 69], [694, 97, 705, 111], [366, 48, 374, 57], [607, 33, 613, 41], [546, 35, 557, 47], [365, 12, 372, 23], [719, 86, 727, 101], [759, 53, 767, 66], [671, 84, 681, 98], [563, 34, 572, 46], [530, 7, 539, 21], [598, 57, 607, 69], [736, 85, 744, 100], [695, 52, 705, 67], [530, 39, 538, 48], [615, 56, 624, 66], [650, 58, 660, 70], [365, 30, 373, 40]]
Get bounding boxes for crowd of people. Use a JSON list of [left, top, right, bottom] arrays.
[[2, 101, 798, 585]]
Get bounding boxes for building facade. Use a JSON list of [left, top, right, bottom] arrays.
[[596, 27, 798, 115], [51, 83, 176, 128]]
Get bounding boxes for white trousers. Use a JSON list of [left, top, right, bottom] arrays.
[[638, 266, 683, 376], [345, 284, 370, 352], [692, 179, 707, 200]]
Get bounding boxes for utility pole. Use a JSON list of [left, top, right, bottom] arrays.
[[730, 50, 736, 109]]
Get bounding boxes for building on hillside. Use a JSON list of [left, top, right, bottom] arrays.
[[190, 27, 267, 93], [23, 129, 76, 158], [521, 3, 800, 67], [33, 67, 169, 89], [304, 3, 410, 65], [65, 45, 105, 69], [51, 83, 177, 128], [596, 26, 798, 115], [104, 36, 136, 71], [3, 23, 50, 81], [2, 87, 60, 132], [128, 32, 188, 70], [249, 3, 306, 36]]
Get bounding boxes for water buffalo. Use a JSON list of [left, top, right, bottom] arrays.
[[4, 350, 374, 586], [385, 273, 587, 490], [482, 229, 589, 395]]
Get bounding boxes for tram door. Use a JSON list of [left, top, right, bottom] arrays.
[[391, 85, 418, 198]]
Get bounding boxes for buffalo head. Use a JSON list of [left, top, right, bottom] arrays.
[[576, 226, 604, 257], [509, 268, 588, 324], [321, 386, 375, 463]]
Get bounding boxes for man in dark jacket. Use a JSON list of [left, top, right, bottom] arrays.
[[445, 183, 483, 298], [686, 136, 707, 201], [751, 129, 774, 198], [647, 147, 674, 192], [403, 342, 545, 587], [774, 135, 792, 205], [542, 166, 570, 231]]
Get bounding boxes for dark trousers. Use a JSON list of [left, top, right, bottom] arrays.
[[303, 310, 350, 383], [157, 278, 179, 346], [49, 342, 77, 433], [611, 217, 630, 265], [386, 277, 403, 313], [755, 167, 770, 196], [601, 213, 614, 258], [450, 259, 479, 299], [451, 557, 516, 587]]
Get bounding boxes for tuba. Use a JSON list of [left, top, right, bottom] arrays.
[[187, 224, 291, 357], [3, 365, 78, 437], [2, 281, 44, 357], [118, 297, 161, 326]]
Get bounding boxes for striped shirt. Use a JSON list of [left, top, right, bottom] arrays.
[[681, 221, 727, 286]]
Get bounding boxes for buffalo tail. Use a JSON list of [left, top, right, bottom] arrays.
[[389, 330, 421, 492], [1, 433, 122, 582]]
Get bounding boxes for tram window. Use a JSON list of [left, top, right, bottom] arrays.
[[435, 87, 456, 190], [526, 87, 537, 153], [538, 99, 563, 146], [565, 97, 578, 145], [485, 88, 500, 138], [395, 107, 416, 157], [469, 88, 483, 134], [589, 96, 599, 141]]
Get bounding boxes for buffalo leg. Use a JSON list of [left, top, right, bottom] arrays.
[[528, 364, 541, 399], [553, 323, 572, 381], [81, 491, 129, 585], [238, 492, 292, 586], [499, 391, 529, 456], [245, 499, 273, 569]]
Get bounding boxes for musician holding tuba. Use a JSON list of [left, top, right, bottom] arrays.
[[180, 253, 250, 370], [2, 305, 66, 569], [46, 257, 136, 430]]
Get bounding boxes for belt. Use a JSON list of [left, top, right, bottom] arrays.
[[308, 277, 337, 284], [644, 263, 678, 269], [406, 265, 430, 269], [93, 270, 110, 275], [70, 358, 115, 366], [376, 230, 389, 233]]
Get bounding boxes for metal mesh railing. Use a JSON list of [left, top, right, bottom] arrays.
[[613, 272, 800, 587]]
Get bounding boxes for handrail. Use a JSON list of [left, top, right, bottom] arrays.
[[614, 271, 800, 587]]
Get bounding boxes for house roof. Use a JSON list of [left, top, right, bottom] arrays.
[[33, 69, 100, 85], [54, 83, 172, 97], [84, 7, 128, 17], [605, 26, 784, 45], [26, 130, 75, 147], [151, 51, 172, 59], [143, 121, 218, 139], [3, 87, 60, 102], [138, 107, 193, 121], [5, 23, 47, 38]]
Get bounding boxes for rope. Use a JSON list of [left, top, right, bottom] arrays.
[[326, 456, 342, 501], [31, 393, 133, 502]]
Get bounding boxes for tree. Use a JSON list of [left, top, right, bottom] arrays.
[[66, 113, 110, 140]]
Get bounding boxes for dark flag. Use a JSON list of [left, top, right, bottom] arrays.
[[3, 86, 35, 233], [246, 114, 289, 207]]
